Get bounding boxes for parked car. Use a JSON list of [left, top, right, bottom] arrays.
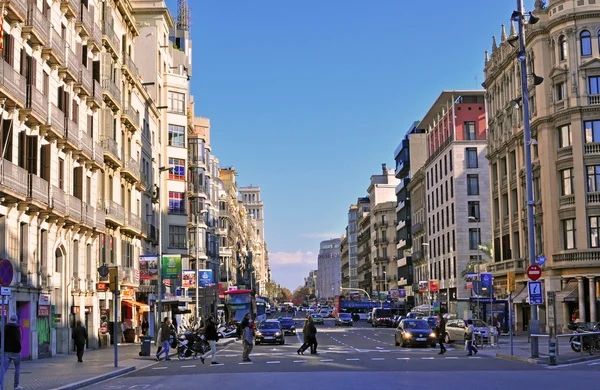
[[422, 316, 438, 330], [311, 313, 324, 325], [444, 319, 489, 343], [371, 308, 394, 328], [255, 320, 285, 345], [335, 313, 354, 326], [394, 319, 437, 348], [406, 312, 425, 319], [277, 316, 297, 335]]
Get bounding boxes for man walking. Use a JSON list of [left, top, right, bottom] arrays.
[[156, 317, 174, 361], [72, 320, 88, 362], [202, 316, 219, 365], [465, 319, 479, 356], [2, 314, 23, 390], [435, 313, 447, 355], [241, 313, 254, 362], [297, 315, 315, 355]]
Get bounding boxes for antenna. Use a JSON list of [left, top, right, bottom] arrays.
[[177, 0, 191, 31]]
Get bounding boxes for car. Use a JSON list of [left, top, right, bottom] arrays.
[[422, 316, 438, 330], [255, 320, 285, 345], [335, 313, 353, 326], [406, 312, 425, 319], [311, 314, 324, 324], [444, 319, 489, 343], [392, 315, 406, 327], [371, 308, 394, 328], [395, 319, 437, 348], [320, 309, 331, 318], [278, 316, 297, 334]]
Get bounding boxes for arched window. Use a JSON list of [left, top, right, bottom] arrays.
[[581, 30, 592, 56], [558, 35, 567, 61]]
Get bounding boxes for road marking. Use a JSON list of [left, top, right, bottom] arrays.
[[210, 363, 224, 366], [422, 357, 434, 360], [152, 367, 168, 370], [445, 357, 458, 359], [271, 353, 283, 355], [296, 332, 303, 344], [371, 358, 385, 361], [589, 362, 600, 366], [266, 361, 281, 364], [376, 347, 384, 350], [181, 365, 196, 368], [320, 359, 334, 362], [397, 357, 410, 360], [239, 362, 253, 365], [346, 358, 360, 361], [293, 360, 307, 363]]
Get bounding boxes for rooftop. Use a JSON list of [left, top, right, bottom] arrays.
[[419, 90, 485, 129]]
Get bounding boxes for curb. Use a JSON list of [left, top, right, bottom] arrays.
[[557, 354, 600, 365], [495, 353, 542, 364], [52, 366, 136, 390]]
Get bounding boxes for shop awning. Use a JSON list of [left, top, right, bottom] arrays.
[[511, 283, 528, 303], [122, 300, 150, 312], [556, 280, 579, 302]]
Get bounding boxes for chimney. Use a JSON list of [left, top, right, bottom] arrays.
[[382, 163, 387, 174]]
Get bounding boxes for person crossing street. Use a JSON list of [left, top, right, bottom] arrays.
[[436, 313, 447, 355]]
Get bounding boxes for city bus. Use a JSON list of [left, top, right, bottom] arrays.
[[255, 297, 267, 322], [224, 289, 255, 324], [334, 296, 380, 320]]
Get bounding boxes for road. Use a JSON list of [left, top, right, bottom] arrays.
[[87, 318, 600, 389]]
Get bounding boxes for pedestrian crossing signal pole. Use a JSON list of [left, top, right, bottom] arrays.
[[109, 267, 119, 368]]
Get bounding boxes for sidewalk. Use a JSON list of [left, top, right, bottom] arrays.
[[451, 334, 600, 365], [3, 339, 236, 390]]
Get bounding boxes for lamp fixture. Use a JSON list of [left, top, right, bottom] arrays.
[[510, 97, 523, 108], [530, 73, 544, 86], [510, 10, 539, 25], [507, 35, 519, 47]]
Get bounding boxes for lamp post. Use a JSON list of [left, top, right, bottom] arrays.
[[422, 242, 431, 316], [511, 0, 542, 358], [383, 271, 387, 300], [156, 166, 172, 330], [469, 216, 482, 321], [195, 210, 208, 320]]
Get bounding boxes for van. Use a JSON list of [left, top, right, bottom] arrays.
[[371, 308, 394, 328]]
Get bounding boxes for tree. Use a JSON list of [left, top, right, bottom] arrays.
[[292, 286, 311, 301], [461, 242, 494, 278], [264, 281, 278, 298], [280, 287, 292, 301]]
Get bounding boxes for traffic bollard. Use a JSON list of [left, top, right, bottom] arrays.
[[548, 338, 557, 366]]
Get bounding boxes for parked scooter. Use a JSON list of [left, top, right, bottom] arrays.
[[568, 322, 600, 354], [217, 323, 237, 339]]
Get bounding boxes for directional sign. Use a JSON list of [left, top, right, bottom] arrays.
[[537, 255, 547, 266], [528, 281, 544, 305], [527, 264, 542, 281], [0, 287, 11, 296]]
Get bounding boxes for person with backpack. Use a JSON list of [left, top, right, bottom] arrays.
[[2, 314, 23, 390], [435, 313, 447, 354]]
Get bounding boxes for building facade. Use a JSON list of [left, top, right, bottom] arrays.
[[239, 186, 267, 295], [347, 204, 359, 289], [483, 0, 600, 332], [407, 167, 428, 306], [356, 197, 372, 294], [304, 270, 317, 292], [316, 238, 341, 300], [340, 234, 349, 288]]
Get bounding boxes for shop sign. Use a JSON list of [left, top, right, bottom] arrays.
[[429, 280, 440, 293], [121, 288, 135, 300], [39, 293, 51, 306], [96, 282, 108, 291], [38, 305, 50, 317], [162, 254, 182, 279]]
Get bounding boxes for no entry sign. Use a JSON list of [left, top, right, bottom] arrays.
[[527, 264, 542, 281]]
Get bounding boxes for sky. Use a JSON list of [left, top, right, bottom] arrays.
[[164, 0, 536, 290]]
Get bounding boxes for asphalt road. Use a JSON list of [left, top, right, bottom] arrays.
[[87, 318, 600, 389]]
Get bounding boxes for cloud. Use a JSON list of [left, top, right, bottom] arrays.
[[269, 251, 317, 290], [299, 232, 341, 239], [269, 251, 316, 265]]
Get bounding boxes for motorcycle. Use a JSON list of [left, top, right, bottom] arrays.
[[217, 323, 237, 339], [568, 322, 600, 354]]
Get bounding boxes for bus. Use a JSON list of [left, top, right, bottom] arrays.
[[334, 296, 379, 320], [224, 289, 255, 324], [255, 297, 267, 322]]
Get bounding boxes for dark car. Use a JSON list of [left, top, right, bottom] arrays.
[[394, 319, 436, 348], [255, 320, 285, 345], [278, 316, 296, 335], [371, 308, 394, 328], [335, 313, 353, 326]]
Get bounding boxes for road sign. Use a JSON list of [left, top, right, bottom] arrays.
[[527, 264, 542, 281], [96, 282, 107, 291], [98, 264, 109, 278], [528, 281, 544, 305], [537, 255, 547, 266], [0, 287, 11, 296], [0, 259, 14, 287]]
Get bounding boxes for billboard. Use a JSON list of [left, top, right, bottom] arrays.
[[418, 280, 429, 292], [198, 269, 214, 287], [182, 270, 196, 288], [429, 280, 439, 293], [162, 254, 182, 279], [139, 255, 159, 280]]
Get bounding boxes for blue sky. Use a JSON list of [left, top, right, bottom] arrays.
[[164, 0, 535, 290]]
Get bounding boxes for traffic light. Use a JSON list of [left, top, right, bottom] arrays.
[[507, 271, 516, 293], [109, 267, 119, 291]]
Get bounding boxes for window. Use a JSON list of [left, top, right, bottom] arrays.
[[555, 82, 565, 101], [58, 158, 64, 190], [465, 148, 478, 168], [558, 124, 572, 148], [168, 124, 185, 147], [587, 165, 600, 192], [449, 150, 453, 171], [450, 177, 454, 197], [167, 91, 185, 114], [560, 168, 574, 196], [581, 30, 592, 56], [563, 219, 576, 250], [168, 191, 186, 214], [468, 201, 480, 220], [469, 228, 481, 250], [464, 122, 476, 140], [591, 216, 600, 248], [589, 76, 600, 97], [168, 158, 185, 181], [558, 35, 567, 61], [467, 174, 479, 195], [585, 120, 600, 143], [169, 225, 187, 248]]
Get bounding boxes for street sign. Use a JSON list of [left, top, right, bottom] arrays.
[[528, 281, 544, 305], [0, 287, 11, 296], [527, 264, 542, 281], [98, 264, 109, 278], [96, 282, 108, 291], [0, 259, 14, 287], [537, 255, 547, 266]]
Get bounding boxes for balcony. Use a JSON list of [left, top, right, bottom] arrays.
[[102, 21, 119, 55], [553, 250, 600, 269], [105, 200, 125, 226], [89, 23, 102, 51], [50, 186, 67, 216], [95, 208, 106, 233], [60, 0, 79, 18], [557, 146, 573, 161], [91, 142, 104, 170], [121, 105, 140, 131], [501, 175, 508, 193], [102, 78, 121, 109], [0, 0, 26, 23], [486, 258, 526, 275], [81, 203, 95, 228], [120, 267, 139, 286], [100, 137, 122, 167], [75, 4, 92, 38], [66, 195, 82, 224], [42, 30, 66, 67], [188, 182, 209, 198], [412, 250, 424, 263], [88, 79, 102, 109], [589, 94, 600, 105], [122, 52, 140, 82], [374, 238, 388, 245], [45, 104, 65, 140], [64, 120, 80, 150], [23, 3, 49, 46], [374, 256, 389, 263], [24, 84, 48, 126], [77, 67, 93, 97], [122, 212, 143, 236], [136, 172, 148, 192], [411, 222, 423, 235], [61, 46, 80, 82], [0, 59, 26, 108], [559, 194, 575, 209], [588, 192, 600, 205], [584, 142, 600, 156], [0, 159, 28, 202], [80, 130, 93, 160], [121, 157, 141, 183], [27, 173, 49, 208]]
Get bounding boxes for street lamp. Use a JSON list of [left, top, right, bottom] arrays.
[[195, 210, 208, 320], [422, 242, 431, 316], [156, 165, 172, 332], [511, 0, 542, 358], [468, 216, 482, 321]]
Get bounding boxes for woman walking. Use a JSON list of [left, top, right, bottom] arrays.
[[435, 313, 447, 354], [297, 315, 314, 355]]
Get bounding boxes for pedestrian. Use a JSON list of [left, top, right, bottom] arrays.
[[308, 315, 318, 355], [2, 314, 23, 390], [465, 319, 478, 356], [241, 313, 254, 362], [72, 320, 88, 362], [435, 313, 447, 354], [201, 315, 220, 365], [156, 318, 165, 356], [156, 317, 174, 361], [141, 318, 149, 336], [120, 321, 126, 344], [297, 315, 314, 355]]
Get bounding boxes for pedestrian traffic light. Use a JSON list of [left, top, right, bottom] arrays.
[[109, 267, 118, 291], [507, 271, 516, 293]]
